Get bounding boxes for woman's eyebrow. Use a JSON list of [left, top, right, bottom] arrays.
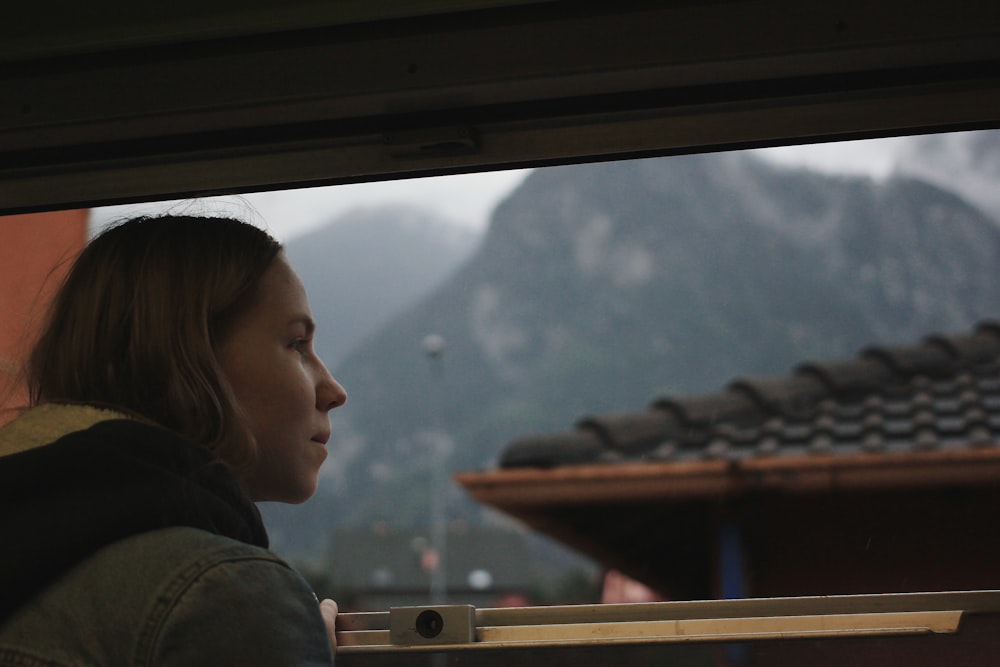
[[289, 315, 316, 334]]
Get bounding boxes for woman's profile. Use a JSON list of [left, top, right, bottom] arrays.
[[0, 215, 346, 665]]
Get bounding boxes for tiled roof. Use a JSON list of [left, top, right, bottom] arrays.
[[498, 322, 1000, 470]]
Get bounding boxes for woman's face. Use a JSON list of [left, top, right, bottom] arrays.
[[217, 254, 347, 503]]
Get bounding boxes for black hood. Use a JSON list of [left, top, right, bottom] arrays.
[[0, 415, 267, 625]]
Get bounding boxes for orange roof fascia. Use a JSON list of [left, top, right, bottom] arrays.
[[455, 447, 1000, 510]]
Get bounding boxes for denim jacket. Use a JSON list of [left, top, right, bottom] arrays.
[[0, 404, 334, 666], [0, 527, 333, 666]]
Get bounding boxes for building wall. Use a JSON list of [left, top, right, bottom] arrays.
[[740, 489, 1000, 597], [732, 489, 1000, 667], [0, 211, 88, 423]]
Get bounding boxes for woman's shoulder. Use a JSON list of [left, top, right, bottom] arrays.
[[1, 528, 333, 667]]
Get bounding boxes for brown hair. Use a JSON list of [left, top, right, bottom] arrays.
[[27, 215, 282, 467]]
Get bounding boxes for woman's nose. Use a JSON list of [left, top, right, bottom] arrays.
[[316, 367, 347, 412]]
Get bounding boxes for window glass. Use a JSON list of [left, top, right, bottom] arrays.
[[87, 130, 1000, 660]]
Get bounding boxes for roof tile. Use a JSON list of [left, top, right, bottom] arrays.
[[796, 358, 896, 396], [727, 374, 829, 420], [499, 430, 604, 468], [575, 410, 681, 455], [861, 343, 956, 378], [652, 391, 761, 426], [927, 329, 1000, 364]]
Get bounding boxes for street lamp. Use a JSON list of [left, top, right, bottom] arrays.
[[422, 333, 448, 605]]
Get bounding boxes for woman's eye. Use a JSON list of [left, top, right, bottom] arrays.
[[290, 339, 310, 353]]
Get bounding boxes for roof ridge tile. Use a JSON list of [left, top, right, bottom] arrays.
[[575, 410, 681, 455], [860, 341, 955, 379], [727, 374, 830, 420], [498, 430, 604, 468], [651, 391, 761, 427], [795, 357, 896, 397], [927, 329, 1000, 366]]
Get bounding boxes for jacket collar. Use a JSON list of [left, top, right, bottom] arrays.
[[0, 403, 133, 459]]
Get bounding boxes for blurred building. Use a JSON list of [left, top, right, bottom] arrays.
[[459, 322, 1000, 596], [0, 211, 88, 422], [326, 523, 534, 611]]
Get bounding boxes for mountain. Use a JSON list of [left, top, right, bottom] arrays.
[[893, 129, 1000, 222], [267, 149, 1000, 561], [283, 205, 481, 367]]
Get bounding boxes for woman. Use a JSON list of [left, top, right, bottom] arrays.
[[0, 215, 345, 665]]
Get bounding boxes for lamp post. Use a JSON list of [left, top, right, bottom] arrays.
[[422, 334, 448, 606]]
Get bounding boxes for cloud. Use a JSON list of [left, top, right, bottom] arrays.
[[749, 136, 914, 178], [90, 170, 530, 241]]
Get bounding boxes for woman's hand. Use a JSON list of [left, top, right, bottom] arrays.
[[320, 598, 339, 653]]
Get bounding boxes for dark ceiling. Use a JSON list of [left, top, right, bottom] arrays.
[[2, 0, 999, 214]]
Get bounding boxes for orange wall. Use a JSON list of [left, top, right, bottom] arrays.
[[1, 211, 89, 421]]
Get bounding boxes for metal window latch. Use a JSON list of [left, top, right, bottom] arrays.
[[389, 605, 476, 646]]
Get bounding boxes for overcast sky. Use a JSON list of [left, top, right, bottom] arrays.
[[91, 136, 914, 242]]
